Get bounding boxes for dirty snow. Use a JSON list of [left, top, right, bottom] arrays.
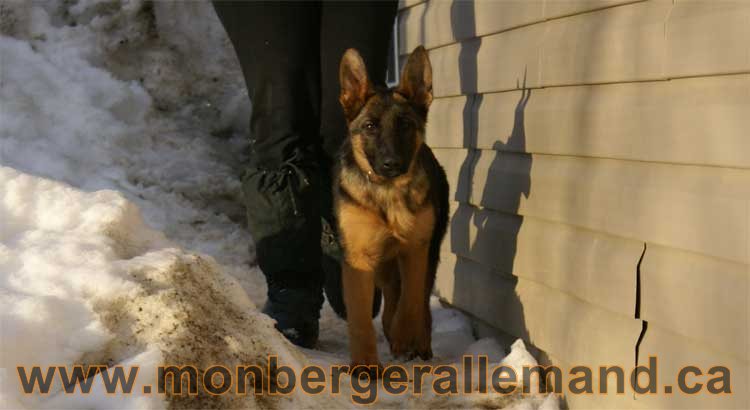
[[0, 1, 558, 409]]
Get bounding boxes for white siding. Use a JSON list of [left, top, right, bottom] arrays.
[[401, 0, 750, 408]]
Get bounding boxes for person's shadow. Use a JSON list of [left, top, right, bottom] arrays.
[[449, 77, 533, 350], [444, 0, 535, 359]]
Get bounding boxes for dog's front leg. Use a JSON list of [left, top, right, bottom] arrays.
[[338, 201, 389, 373], [389, 243, 432, 360], [342, 260, 380, 370]]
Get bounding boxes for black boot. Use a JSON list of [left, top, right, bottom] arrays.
[[263, 284, 323, 348]]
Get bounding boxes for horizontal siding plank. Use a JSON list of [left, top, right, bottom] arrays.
[[428, 25, 544, 97], [398, 0, 545, 53], [637, 325, 749, 409], [398, 0, 424, 11], [641, 245, 749, 361], [432, 147, 476, 203], [472, 0, 545, 39], [471, 75, 750, 168], [666, 0, 750, 78], [445, 203, 641, 316], [435, 254, 642, 366], [398, 1, 464, 54], [467, 150, 750, 263], [425, 95, 474, 149], [398, 0, 644, 55], [542, 0, 671, 86], [543, 0, 644, 19], [409, 1, 669, 96]]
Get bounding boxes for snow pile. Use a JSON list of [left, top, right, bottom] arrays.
[[0, 1, 279, 408], [0, 0, 559, 409], [417, 338, 560, 410], [0, 167, 307, 409], [0, 0, 245, 188], [0, 0, 261, 294]]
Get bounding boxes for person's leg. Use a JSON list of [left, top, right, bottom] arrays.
[[319, 1, 398, 319], [212, 1, 324, 347]]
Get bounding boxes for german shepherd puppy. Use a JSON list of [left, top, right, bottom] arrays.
[[335, 46, 449, 371]]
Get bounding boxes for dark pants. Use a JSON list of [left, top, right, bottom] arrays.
[[213, 2, 397, 297]]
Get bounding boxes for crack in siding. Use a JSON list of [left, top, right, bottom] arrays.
[[635, 243, 648, 367]]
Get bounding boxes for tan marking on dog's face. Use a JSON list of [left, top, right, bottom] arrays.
[[350, 133, 385, 185], [392, 92, 408, 103]]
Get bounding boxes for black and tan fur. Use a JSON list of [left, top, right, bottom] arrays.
[[335, 46, 449, 371]]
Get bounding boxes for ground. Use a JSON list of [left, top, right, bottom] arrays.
[[0, 1, 557, 409]]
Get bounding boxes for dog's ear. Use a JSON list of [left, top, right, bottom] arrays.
[[397, 46, 433, 116], [339, 48, 373, 122]]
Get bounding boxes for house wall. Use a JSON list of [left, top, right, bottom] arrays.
[[397, 0, 749, 407]]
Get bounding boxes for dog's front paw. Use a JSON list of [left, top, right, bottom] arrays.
[[389, 316, 432, 360], [413, 334, 433, 360], [388, 334, 407, 358], [387, 313, 408, 356]]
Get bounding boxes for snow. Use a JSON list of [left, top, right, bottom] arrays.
[[0, 1, 558, 409], [0, 167, 309, 409]]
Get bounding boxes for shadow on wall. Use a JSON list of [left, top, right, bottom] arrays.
[[443, 0, 534, 355]]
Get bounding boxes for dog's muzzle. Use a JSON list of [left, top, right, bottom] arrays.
[[376, 157, 406, 178]]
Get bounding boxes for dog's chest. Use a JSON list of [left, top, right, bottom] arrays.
[[370, 184, 431, 244]]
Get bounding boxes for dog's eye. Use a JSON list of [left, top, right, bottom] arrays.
[[363, 121, 378, 131]]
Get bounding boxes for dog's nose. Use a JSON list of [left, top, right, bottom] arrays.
[[381, 158, 401, 171]]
